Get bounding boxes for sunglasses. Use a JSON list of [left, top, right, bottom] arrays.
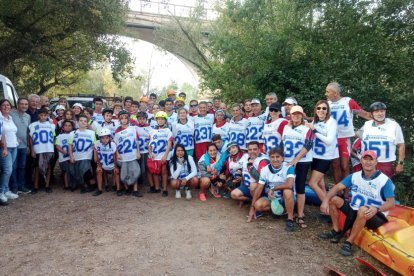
[[269, 108, 279, 112], [190, 104, 198, 107], [317, 106, 328, 110]]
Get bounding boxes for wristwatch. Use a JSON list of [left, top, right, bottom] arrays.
[[397, 160, 404, 165]]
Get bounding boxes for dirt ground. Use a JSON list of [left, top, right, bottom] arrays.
[[0, 186, 398, 276]]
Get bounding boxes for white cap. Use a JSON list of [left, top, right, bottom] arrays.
[[251, 98, 261, 105], [72, 103, 83, 110], [55, 105, 66, 111], [283, 97, 298, 105]]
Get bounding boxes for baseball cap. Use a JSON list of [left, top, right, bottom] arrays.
[[283, 97, 298, 105], [55, 105, 66, 111], [139, 96, 149, 103], [72, 103, 83, 110], [167, 89, 176, 95], [290, 105, 304, 115], [175, 97, 185, 103], [269, 102, 282, 111], [361, 150, 377, 159], [251, 98, 261, 105]]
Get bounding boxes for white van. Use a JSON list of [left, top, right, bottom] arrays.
[[0, 74, 19, 107]]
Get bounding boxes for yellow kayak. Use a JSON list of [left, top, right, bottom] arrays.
[[352, 205, 414, 276]]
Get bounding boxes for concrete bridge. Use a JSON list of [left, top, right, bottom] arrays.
[[124, 0, 216, 78]]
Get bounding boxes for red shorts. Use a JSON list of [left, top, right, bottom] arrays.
[[194, 142, 209, 162], [376, 162, 394, 179], [337, 138, 351, 159]]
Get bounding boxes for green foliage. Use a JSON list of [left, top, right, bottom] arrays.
[[0, 0, 134, 95], [201, 0, 414, 144], [394, 160, 414, 206]]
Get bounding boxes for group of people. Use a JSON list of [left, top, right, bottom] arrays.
[[0, 82, 405, 257]]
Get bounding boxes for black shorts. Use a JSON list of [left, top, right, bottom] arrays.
[[311, 158, 332, 174], [340, 200, 388, 230], [294, 162, 311, 194]]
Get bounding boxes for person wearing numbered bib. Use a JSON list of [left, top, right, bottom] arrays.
[[29, 108, 56, 194], [361, 102, 405, 179], [319, 150, 395, 257], [228, 104, 248, 151], [92, 97, 104, 125], [189, 100, 199, 117], [198, 143, 223, 201], [93, 128, 119, 196], [219, 142, 245, 198], [148, 111, 173, 197], [306, 100, 338, 201], [100, 108, 119, 138], [55, 120, 74, 190], [114, 110, 142, 197], [194, 101, 214, 162], [282, 106, 314, 228], [325, 82, 371, 186], [68, 114, 96, 193], [232, 141, 269, 210], [169, 144, 199, 200], [246, 99, 266, 153], [136, 111, 152, 188], [212, 109, 229, 143], [263, 102, 288, 155], [165, 98, 177, 130], [172, 108, 195, 156], [254, 147, 296, 231]]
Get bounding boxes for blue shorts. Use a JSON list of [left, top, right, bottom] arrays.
[[237, 185, 266, 199]]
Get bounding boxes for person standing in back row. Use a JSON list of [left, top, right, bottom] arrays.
[[325, 82, 371, 193]]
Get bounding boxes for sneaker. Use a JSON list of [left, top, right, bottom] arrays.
[[149, 186, 156, 193], [5, 191, 19, 200], [117, 190, 124, 196], [185, 190, 192, 200], [209, 186, 221, 198], [255, 211, 263, 219], [30, 189, 39, 195], [105, 186, 110, 192], [93, 190, 102, 196], [125, 189, 132, 195], [175, 190, 181, 199], [17, 187, 31, 194], [319, 230, 342, 243], [286, 219, 294, 232], [162, 190, 168, 197], [45, 187, 53, 193], [339, 242, 353, 257], [132, 191, 143, 197], [199, 193, 207, 201], [0, 200, 8, 206], [0, 193, 8, 203]]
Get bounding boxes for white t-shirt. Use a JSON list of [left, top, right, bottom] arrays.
[[114, 126, 139, 162], [70, 129, 96, 161], [228, 117, 248, 150], [29, 121, 56, 154], [193, 114, 214, 144], [212, 122, 230, 142], [169, 155, 197, 180], [263, 118, 287, 154], [361, 119, 404, 162], [167, 112, 178, 130], [282, 124, 313, 162], [136, 125, 152, 154], [172, 121, 195, 151], [55, 132, 74, 162], [95, 141, 117, 170], [328, 97, 361, 138], [149, 127, 173, 160], [246, 114, 266, 144], [92, 112, 104, 125], [259, 163, 295, 197], [99, 121, 119, 138], [0, 114, 18, 147], [313, 118, 338, 160]]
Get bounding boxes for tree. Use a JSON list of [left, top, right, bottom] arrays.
[[0, 0, 134, 95]]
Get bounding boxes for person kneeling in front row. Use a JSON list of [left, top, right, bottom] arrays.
[[319, 150, 395, 256]]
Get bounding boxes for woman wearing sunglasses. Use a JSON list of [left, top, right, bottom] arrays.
[[306, 100, 338, 201], [262, 102, 288, 154]]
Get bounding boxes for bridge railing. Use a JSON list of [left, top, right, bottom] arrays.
[[129, 0, 218, 20]]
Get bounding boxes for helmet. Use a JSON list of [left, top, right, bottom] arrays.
[[99, 128, 112, 137], [175, 97, 185, 103], [155, 111, 168, 120], [102, 108, 113, 115], [137, 111, 148, 119], [369, 102, 386, 112], [72, 103, 83, 110], [167, 89, 176, 96], [226, 142, 239, 151], [140, 96, 149, 103], [118, 110, 130, 118], [271, 198, 284, 216], [55, 105, 66, 112]]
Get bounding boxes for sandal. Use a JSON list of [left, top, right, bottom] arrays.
[[296, 216, 308, 228]]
